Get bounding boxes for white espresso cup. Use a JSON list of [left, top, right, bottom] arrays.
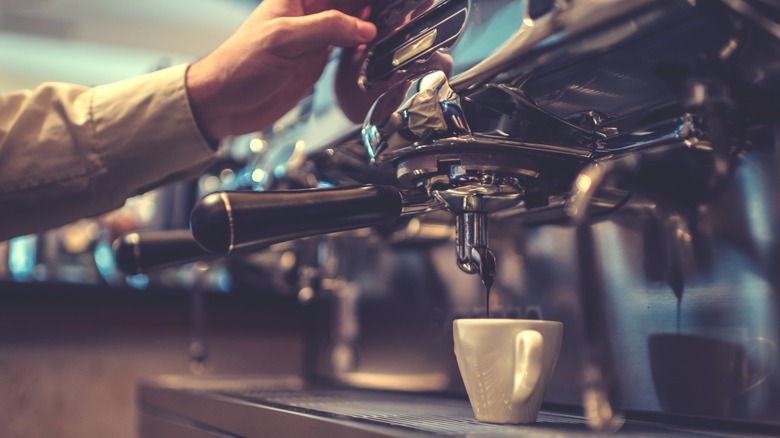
[[453, 318, 563, 424]]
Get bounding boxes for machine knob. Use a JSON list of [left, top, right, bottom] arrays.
[[190, 185, 403, 254], [113, 229, 212, 274]]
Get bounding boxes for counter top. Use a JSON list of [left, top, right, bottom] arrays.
[[138, 375, 778, 438]]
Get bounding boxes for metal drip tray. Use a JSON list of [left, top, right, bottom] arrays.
[[228, 388, 591, 437], [139, 376, 777, 438]]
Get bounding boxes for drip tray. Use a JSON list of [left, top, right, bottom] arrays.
[[224, 388, 590, 437], [138, 375, 774, 438]]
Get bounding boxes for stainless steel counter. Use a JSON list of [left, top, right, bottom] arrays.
[[138, 375, 779, 438]]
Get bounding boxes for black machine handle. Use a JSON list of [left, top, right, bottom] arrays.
[[112, 229, 212, 274], [190, 185, 403, 254]]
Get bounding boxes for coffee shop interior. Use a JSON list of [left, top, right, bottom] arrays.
[[2, 0, 780, 437]]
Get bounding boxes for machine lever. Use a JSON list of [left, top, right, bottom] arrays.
[[190, 185, 404, 254], [113, 229, 212, 275]]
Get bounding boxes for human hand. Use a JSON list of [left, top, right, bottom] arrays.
[[186, 0, 377, 141]]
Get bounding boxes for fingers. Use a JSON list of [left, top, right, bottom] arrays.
[[302, 0, 374, 15], [270, 10, 377, 58], [189, 2, 380, 138]]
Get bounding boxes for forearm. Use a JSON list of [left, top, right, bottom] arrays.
[[0, 64, 216, 240]]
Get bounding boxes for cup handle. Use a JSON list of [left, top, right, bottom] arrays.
[[740, 337, 778, 394], [512, 330, 544, 404]]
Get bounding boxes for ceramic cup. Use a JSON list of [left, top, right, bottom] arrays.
[[649, 333, 777, 417], [453, 318, 563, 424]]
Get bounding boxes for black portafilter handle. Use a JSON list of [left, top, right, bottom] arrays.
[[112, 229, 213, 275], [190, 185, 403, 254]]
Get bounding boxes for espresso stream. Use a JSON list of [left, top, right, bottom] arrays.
[[478, 248, 496, 318], [483, 272, 494, 318], [485, 283, 491, 318]]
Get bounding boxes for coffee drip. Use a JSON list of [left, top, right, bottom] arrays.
[[478, 247, 496, 318], [485, 284, 491, 318], [670, 268, 683, 334]]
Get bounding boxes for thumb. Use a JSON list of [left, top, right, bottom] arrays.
[[273, 10, 377, 57]]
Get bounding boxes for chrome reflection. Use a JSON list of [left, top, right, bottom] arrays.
[[362, 70, 470, 162]]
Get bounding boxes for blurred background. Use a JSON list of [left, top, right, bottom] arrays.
[[7, 1, 780, 436], [0, 2, 306, 437], [0, 0, 251, 91]]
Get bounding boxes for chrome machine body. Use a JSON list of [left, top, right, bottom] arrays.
[[139, 0, 780, 434]]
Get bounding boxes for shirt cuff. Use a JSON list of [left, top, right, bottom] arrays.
[[89, 63, 216, 200]]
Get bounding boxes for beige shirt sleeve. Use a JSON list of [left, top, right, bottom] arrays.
[[0, 63, 216, 240]]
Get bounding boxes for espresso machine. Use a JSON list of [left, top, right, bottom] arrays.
[[129, 0, 780, 436]]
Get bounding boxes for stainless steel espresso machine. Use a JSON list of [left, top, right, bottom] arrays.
[[128, 0, 780, 436]]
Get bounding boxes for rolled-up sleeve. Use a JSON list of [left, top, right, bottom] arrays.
[[0, 64, 216, 240]]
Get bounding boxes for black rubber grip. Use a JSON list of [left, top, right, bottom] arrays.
[[112, 229, 212, 274], [190, 185, 403, 254]]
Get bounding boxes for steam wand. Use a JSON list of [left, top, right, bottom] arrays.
[[566, 114, 737, 431], [567, 51, 742, 425], [189, 262, 210, 373], [567, 161, 626, 433]]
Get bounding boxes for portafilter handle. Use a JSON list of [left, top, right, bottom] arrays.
[[113, 229, 212, 275], [190, 185, 404, 254]]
